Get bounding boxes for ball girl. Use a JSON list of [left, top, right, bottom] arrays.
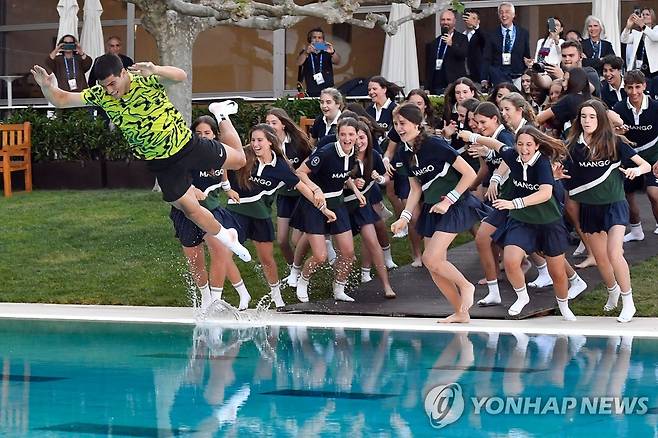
[[294, 117, 366, 303], [442, 77, 481, 125], [225, 124, 335, 308], [310, 87, 343, 146], [459, 125, 578, 320], [390, 103, 482, 323], [265, 108, 313, 267], [170, 116, 251, 312], [563, 100, 650, 323], [366, 76, 403, 136], [346, 121, 397, 298]]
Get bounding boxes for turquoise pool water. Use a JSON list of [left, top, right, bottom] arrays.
[[0, 319, 656, 437]]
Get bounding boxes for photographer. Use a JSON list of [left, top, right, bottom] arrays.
[[45, 34, 92, 92], [621, 7, 658, 80], [296, 28, 341, 97], [426, 9, 468, 94], [462, 9, 485, 83], [533, 40, 601, 98]]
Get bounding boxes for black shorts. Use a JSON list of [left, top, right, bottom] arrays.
[[170, 206, 244, 248], [232, 212, 275, 243], [147, 135, 228, 202]]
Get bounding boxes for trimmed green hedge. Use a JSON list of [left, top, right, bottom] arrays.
[[3, 95, 446, 162]]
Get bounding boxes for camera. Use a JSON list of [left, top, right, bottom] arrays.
[[62, 43, 76, 51], [312, 42, 328, 51]]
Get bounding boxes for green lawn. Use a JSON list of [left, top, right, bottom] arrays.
[[0, 190, 655, 316]]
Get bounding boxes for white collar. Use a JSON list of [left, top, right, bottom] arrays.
[[578, 133, 590, 148], [403, 140, 413, 152], [283, 133, 291, 144], [514, 118, 527, 134], [517, 150, 542, 181], [334, 141, 354, 158], [256, 151, 277, 176], [323, 110, 341, 129], [627, 94, 649, 112], [375, 98, 392, 112], [608, 78, 624, 92], [492, 124, 505, 139]]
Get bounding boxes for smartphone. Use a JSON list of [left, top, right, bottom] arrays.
[[547, 17, 556, 33], [62, 43, 76, 51], [634, 8, 642, 16], [313, 42, 328, 51]]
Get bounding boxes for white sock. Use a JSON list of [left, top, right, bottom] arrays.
[[557, 297, 577, 321], [361, 267, 372, 283], [326, 239, 337, 264], [232, 280, 251, 310], [210, 286, 223, 301], [215, 227, 251, 262], [512, 332, 529, 353], [567, 272, 587, 299], [478, 280, 501, 306], [287, 264, 302, 287], [199, 283, 213, 311], [528, 262, 553, 288], [269, 281, 285, 308], [573, 241, 586, 257], [604, 283, 620, 312], [382, 245, 398, 269], [333, 280, 354, 302], [624, 222, 644, 242], [296, 275, 310, 302], [508, 285, 530, 316], [617, 289, 636, 323]]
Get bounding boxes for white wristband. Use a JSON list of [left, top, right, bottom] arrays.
[[445, 189, 460, 204], [512, 198, 525, 209], [400, 209, 412, 222], [490, 174, 503, 186], [469, 133, 481, 144], [220, 181, 231, 191], [375, 175, 386, 185]]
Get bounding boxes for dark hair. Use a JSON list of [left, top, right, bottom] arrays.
[[567, 99, 619, 161], [460, 97, 480, 113], [516, 125, 568, 162], [488, 82, 519, 104], [406, 88, 439, 128], [624, 70, 646, 85], [443, 77, 481, 122], [307, 27, 324, 43], [58, 34, 77, 44], [91, 54, 124, 82], [369, 75, 404, 100], [601, 55, 623, 71], [266, 108, 313, 163], [338, 110, 359, 121], [235, 124, 286, 190], [564, 67, 591, 97], [473, 101, 503, 125], [354, 120, 374, 181], [564, 29, 583, 41], [463, 8, 480, 19], [561, 39, 583, 54], [392, 103, 428, 161], [191, 115, 219, 138]]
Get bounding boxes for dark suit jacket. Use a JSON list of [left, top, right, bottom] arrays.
[[482, 25, 531, 85], [465, 28, 486, 82], [426, 31, 468, 93], [581, 38, 615, 76]]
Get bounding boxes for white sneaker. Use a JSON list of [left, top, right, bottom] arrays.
[[572, 241, 586, 257], [208, 100, 238, 118], [568, 276, 587, 299], [393, 225, 408, 238]]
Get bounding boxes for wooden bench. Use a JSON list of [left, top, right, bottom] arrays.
[[0, 122, 32, 197], [299, 116, 315, 136]]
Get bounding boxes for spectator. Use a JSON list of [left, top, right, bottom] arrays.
[[564, 29, 583, 42], [600, 55, 626, 109], [462, 9, 486, 83], [621, 8, 658, 80], [540, 40, 601, 97], [426, 9, 468, 94], [45, 34, 92, 92], [487, 82, 519, 107], [532, 17, 564, 67], [296, 27, 341, 97], [581, 15, 615, 75], [481, 2, 530, 88], [89, 36, 134, 87]]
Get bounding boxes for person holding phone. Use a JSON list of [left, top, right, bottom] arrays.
[[46, 34, 92, 91], [621, 7, 658, 80], [529, 17, 564, 69], [296, 27, 341, 97]]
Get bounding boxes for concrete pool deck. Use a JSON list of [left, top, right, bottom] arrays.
[[1, 302, 657, 338]]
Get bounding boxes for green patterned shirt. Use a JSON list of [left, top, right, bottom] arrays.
[[81, 74, 191, 160]]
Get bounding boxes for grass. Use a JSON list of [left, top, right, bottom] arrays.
[[0, 189, 655, 317]]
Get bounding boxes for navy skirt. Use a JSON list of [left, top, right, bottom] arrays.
[[170, 206, 245, 247], [393, 172, 410, 199], [492, 217, 569, 257], [232, 212, 275, 243], [349, 203, 381, 235], [291, 197, 352, 235], [416, 192, 490, 237], [579, 200, 629, 234], [276, 195, 300, 219], [368, 184, 384, 205]]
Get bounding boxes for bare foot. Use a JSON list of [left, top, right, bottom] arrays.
[[439, 312, 471, 323], [384, 286, 397, 299], [459, 282, 475, 313], [575, 256, 597, 269], [411, 257, 423, 267]]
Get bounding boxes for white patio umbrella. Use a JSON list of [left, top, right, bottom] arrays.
[[57, 0, 79, 42], [381, 4, 419, 94], [592, 0, 621, 56], [80, 0, 105, 61]]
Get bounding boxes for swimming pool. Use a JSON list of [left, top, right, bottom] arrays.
[[0, 319, 656, 437]]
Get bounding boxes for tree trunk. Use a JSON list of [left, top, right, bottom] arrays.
[[139, 8, 209, 124]]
